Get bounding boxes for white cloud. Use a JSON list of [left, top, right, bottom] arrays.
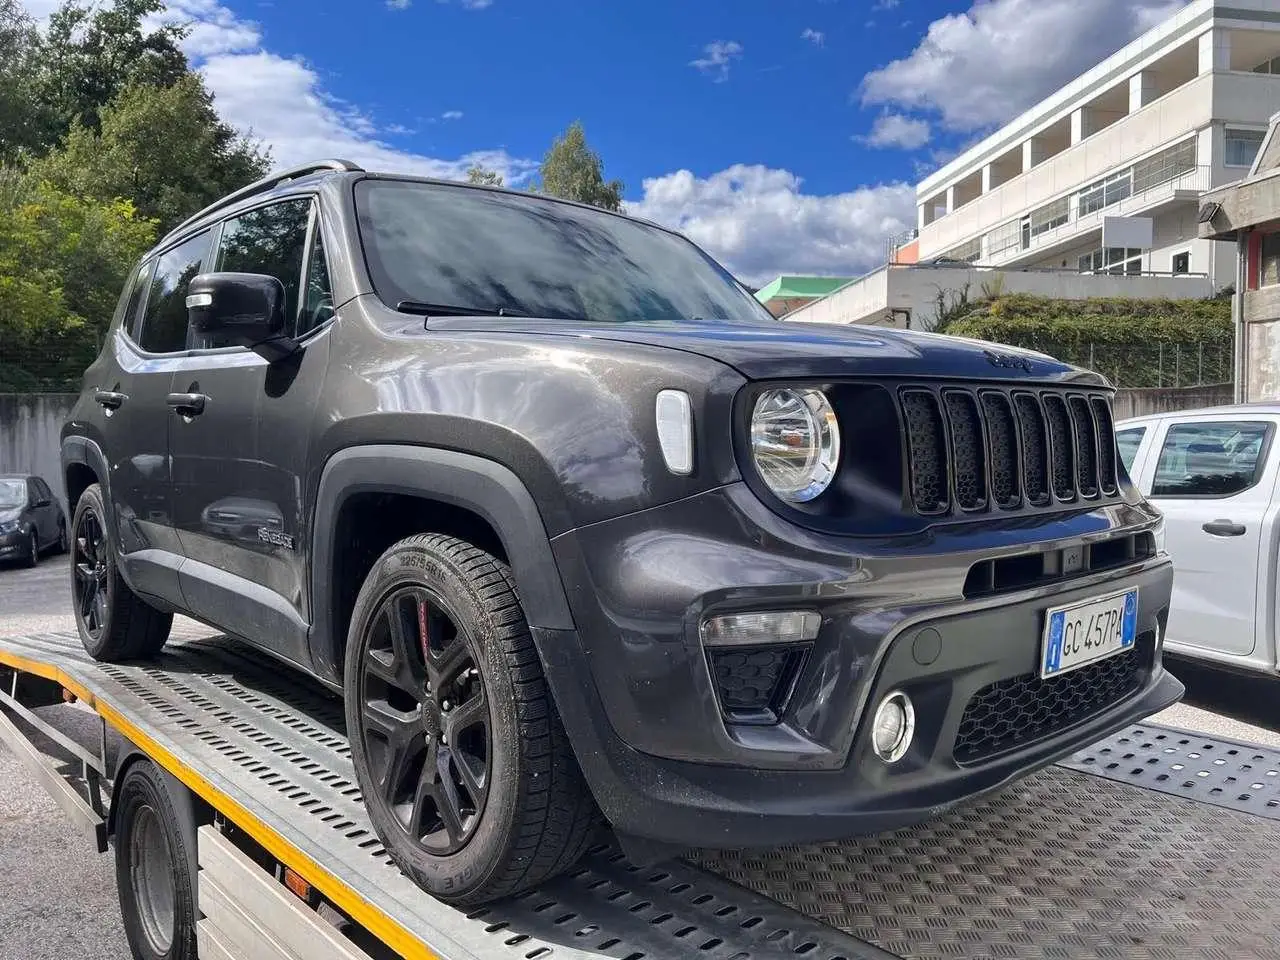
[[460, 0, 494, 7], [386, 0, 412, 10], [630, 165, 915, 286], [800, 28, 824, 46], [860, 113, 931, 150], [861, 0, 1192, 131], [690, 40, 743, 83], [872, 0, 901, 9], [119, 0, 537, 185]]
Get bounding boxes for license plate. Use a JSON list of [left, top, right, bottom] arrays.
[[1040, 589, 1138, 678]]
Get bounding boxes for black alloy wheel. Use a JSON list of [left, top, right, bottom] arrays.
[[359, 586, 491, 856], [74, 509, 110, 641]]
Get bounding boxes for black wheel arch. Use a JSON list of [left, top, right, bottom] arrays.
[[62, 437, 113, 541], [308, 445, 576, 685]]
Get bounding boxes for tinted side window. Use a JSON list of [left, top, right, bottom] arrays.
[[298, 222, 334, 337], [1115, 427, 1145, 473], [214, 199, 312, 345], [137, 232, 211, 353], [1152, 421, 1272, 497], [119, 260, 154, 337]]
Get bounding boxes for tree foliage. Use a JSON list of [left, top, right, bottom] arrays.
[[0, 0, 52, 163], [0, 180, 156, 390], [466, 164, 504, 187], [31, 75, 270, 233], [533, 121, 624, 211]]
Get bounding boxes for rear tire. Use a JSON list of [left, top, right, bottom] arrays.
[[114, 761, 198, 960], [345, 534, 598, 905], [72, 483, 172, 662]]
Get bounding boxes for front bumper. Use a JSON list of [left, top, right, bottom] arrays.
[[0, 529, 26, 558], [541, 482, 1181, 848]]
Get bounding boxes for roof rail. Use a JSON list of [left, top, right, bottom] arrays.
[[159, 159, 364, 246]]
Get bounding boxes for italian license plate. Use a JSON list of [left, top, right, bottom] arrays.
[[1040, 589, 1138, 678]]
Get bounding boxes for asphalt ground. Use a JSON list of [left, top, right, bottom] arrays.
[[1, 554, 1278, 957]]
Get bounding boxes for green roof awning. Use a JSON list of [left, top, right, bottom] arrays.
[[754, 275, 853, 304]]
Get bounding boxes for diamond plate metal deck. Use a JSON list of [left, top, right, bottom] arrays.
[[0, 631, 881, 960], [1062, 722, 1280, 820], [6, 631, 1280, 960]]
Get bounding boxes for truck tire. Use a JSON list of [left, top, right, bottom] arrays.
[[71, 483, 172, 662], [344, 534, 598, 906], [114, 760, 199, 960]]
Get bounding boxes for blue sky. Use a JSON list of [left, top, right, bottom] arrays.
[[27, 0, 1190, 283]]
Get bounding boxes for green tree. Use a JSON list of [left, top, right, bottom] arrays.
[[39, 0, 188, 136], [30, 75, 270, 233], [533, 121, 624, 211], [466, 164, 504, 187], [0, 178, 156, 390], [0, 0, 53, 163]]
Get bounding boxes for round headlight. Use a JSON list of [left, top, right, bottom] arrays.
[[750, 388, 840, 503]]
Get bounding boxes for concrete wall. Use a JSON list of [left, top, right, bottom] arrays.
[[1244, 286, 1280, 400], [1112, 383, 1233, 419], [783, 265, 1214, 330], [0, 395, 76, 507]]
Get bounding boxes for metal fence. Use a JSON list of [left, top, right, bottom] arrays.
[[1047, 340, 1232, 390]]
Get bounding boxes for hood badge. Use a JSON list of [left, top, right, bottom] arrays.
[[983, 348, 1034, 373]]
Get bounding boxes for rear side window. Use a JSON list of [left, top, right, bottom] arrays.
[[117, 260, 154, 336], [1114, 427, 1145, 473], [213, 198, 312, 346], [137, 232, 212, 353], [1152, 421, 1272, 497]]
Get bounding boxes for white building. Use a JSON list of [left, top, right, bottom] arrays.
[[788, 0, 1280, 330]]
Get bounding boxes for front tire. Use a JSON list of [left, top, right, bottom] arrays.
[[114, 761, 198, 960], [24, 528, 38, 568], [71, 483, 172, 662], [344, 534, 598, 905]]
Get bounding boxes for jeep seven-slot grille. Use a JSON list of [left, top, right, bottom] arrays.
[[900, 387, 1119, 517]]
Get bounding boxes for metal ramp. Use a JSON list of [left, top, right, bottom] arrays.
[[4, 631, 1280, 960]]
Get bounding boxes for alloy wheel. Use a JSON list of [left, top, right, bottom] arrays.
[[74, 509, 110, 641], [358, 587, 491, 856]]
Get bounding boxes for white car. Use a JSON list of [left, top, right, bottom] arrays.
[[1117, 404, 1279, 676]]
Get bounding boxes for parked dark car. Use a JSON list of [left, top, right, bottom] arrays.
[[60, 160, 1182, 912], [0, 474, 67, 567]]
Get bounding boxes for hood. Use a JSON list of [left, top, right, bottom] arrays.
[[429, 317, 1104, 386], [0, 507, 22, 524]]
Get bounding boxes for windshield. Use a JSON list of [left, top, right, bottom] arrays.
[[0, 479, 26, 509], [355, 180, 773, 325]]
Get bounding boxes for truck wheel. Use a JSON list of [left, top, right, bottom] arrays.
[[72, 483, 172, 662], [114, 760, 198, 960], [345, 534, 598, 906]]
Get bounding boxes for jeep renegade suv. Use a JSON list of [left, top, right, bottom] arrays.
[[62, 159, 1183, 905]]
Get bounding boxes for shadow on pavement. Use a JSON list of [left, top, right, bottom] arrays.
[[1167, 653, 1280, 736]]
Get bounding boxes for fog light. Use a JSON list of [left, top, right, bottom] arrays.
[[700, 611, 821, 647], [871, 691, 915, 763]]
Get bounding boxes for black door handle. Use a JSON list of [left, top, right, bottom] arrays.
[[93, 389, 128, 410], [166, 392, 208, 417], [1202, 519, 1246, 537]]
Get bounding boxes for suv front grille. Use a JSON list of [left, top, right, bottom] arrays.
[[900, 386, 1119, 518], [952, 633, 1151, 765]]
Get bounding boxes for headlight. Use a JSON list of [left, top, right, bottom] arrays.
[[0, 521, 16, 534], [750, 388, 840, 502]]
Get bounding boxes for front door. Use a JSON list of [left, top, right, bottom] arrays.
[[169, 197, 329, 666], [93, 235, 212, 601], [1144, 415, 1279, 658]]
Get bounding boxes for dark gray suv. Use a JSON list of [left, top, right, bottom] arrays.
[[61, 160, 1182, 905]]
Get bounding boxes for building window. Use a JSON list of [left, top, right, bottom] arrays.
[[1172, 252, 1190, 275], [1131, 139, 1197, 192], [1078, 170, 1132, 217], [1225, 129, 1266, 168], [1261, 233, 1280, 288], [1029, 197, 1069, 237], [1252, 56, 1280, 75], [984, 220, 1021, 258], [1079, 247, 1143, 275], [938, 236, 982, 263]]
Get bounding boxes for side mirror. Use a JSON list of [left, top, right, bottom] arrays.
[[33, 497, 51, 508], [186, 273, 298, 363]]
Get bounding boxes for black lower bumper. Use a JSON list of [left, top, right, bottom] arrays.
[[537, 555, 1181, 849]]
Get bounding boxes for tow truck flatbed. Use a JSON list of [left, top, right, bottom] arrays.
[[3, 630, 1279, 960]]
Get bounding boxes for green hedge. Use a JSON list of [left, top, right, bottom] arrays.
[[945, 294, 1232, 388]]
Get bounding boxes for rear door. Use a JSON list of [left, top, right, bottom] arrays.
[[1138, 414, 1280, 658]]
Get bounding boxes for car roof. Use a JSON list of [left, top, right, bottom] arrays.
[[1117, 402, 1280, 427], [151, 160, 679, 258], [0, 474, 29, 480]]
